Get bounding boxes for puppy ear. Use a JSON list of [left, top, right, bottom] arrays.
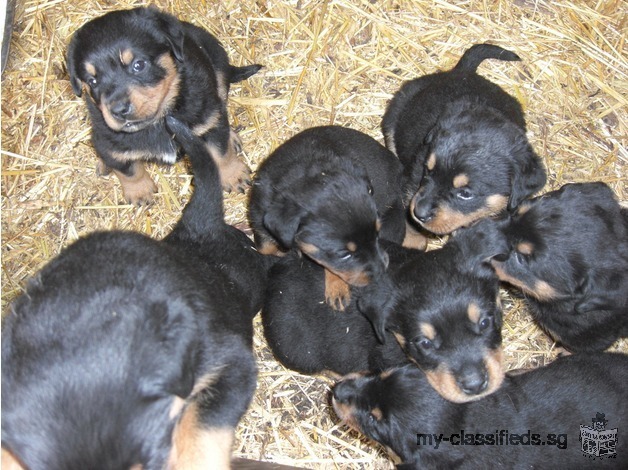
[[137, 301, 197, 399], [66, 36, 84, 97], [262, 198, 304, 249], [574, 272, 621, 314], [508, 139, 547, 211], [357, 273, 397, 344], [156, 10, 185, 62]]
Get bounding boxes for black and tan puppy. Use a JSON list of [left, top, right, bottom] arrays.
[[332, 353, 628, 469], [382, 43, 546, 234], [67, 7, 262, 204], [1, 116, 270, 470], [490, 182, 628, 353], [261, 249, 409, 377], [263, 219, 508, 403], [249, 125, 408, 311], [383, 220, 507, 403]]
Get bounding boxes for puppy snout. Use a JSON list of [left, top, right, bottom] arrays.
[[110, 100, 133, 120], [412, 199, 434, 223], [458, 368, 489, 396]]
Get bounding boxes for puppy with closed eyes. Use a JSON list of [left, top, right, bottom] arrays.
[[382, 43, 546, 234], [67, 6, 262, 204], [491, 182, 628, 353], [249, 125, 409, 311]]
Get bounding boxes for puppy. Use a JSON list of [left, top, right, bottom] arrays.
[[332, 353, 628, 469], [261, 250, 409, 377], [67, 7, 262, 204], [383, 219, 507, 403], [1, 116, 270, 470], [263, 219, 507, 401], [249, 125, 408, 311], [382, 43, 546, 234], [490, 182, 628, 353]]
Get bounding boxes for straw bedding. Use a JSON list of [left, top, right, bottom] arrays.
[[1, 0, 626, 468]]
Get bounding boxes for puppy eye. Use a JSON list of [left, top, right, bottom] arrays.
[[132, 59, 147, 73], [478, 317, 492, 331], [367, 185, 374, 195], [87, 77, 97, 88], [456, 188, 474, 200], [340, 253, 352, 261], [514, 251, 527, 264], [417, 338, 433, 350]]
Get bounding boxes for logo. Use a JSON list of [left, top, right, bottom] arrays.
[[580, 413, 617, 460]]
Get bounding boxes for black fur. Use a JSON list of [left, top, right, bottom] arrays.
[[1, 116, 270, 469], [491, 182, 628, 352], [67, 7, 262, 204], [332, 353, 628, 469], [382, 43, 546, 234]]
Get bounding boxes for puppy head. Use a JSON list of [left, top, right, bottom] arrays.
[[491, 182, 628, 312], [410, 101, 546, 234], [391, 274, 505, 403], [262, 172, 389, 287], [67, 7, 184, 132], [332, 366, 442, 464]]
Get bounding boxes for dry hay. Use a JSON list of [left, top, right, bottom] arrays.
[[1, 0, 626, 468]]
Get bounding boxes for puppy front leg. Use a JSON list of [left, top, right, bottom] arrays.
[[111, 161, 157, 206], [325, 269, 352, 311]]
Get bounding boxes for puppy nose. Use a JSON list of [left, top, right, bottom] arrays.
[[110, 100, 132, 120], [413, 205, 434, 223], [458, 369, 489, 395]]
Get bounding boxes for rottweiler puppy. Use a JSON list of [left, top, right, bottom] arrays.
[[332, 353, 628, 469], [382, 43, 546, 234], [383, 219, 507, 403], [490, 182, 628, 353], [261, 249, 409, 378], [263, 219, 508, 403], [249, 125, 410, 311], [1, 116, 270, 470], [67, 7, 262, 204]]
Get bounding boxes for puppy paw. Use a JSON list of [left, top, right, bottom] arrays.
[[95, 160, 113, 177], [325, 270, 352, 311], [113, 164, 158, 206], [402, 223, 428, 251], [216, 153, 251, 194]]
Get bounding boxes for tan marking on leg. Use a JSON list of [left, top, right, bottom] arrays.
[[402, 221, 428, 251], [206, 138, 251, 193], [490, 261, 559, 301], [1, 449, 25, 470], [169, 401, 233, 470], [113, 162, 157, 205], [467, 302, 481, 324], [384, 129, 396, 155], [257, 238, 286, 256], [96, 160, 113, 176], [192, 110, 221, 136], [215, 70, 228, 102], [324, 269, 352, 311]]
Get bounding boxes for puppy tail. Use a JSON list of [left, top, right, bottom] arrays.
[[165, 115, 225, 229], [455, 43, 521, 72], [229, 64, 263, 83]]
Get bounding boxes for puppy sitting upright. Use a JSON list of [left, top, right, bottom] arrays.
[[249, 125, 407, 310], [1, 116, 270, 470], [382, 43, 546, 234], [491, 182, 628, 353], [67, 7, 262, 204]]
